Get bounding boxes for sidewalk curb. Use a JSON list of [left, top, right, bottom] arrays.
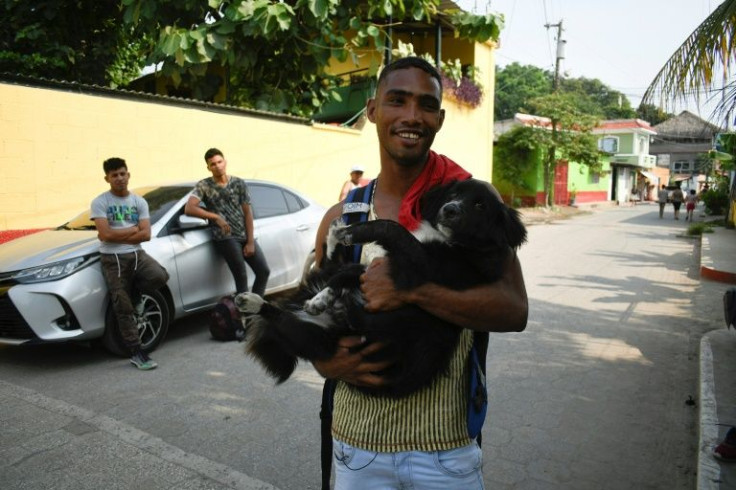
[[701, 232, 736, 284], [699, 333, 724, 490]]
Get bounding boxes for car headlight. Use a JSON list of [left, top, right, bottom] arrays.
[[12, 255, 98, 284]]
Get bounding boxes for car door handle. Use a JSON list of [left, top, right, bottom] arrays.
[[296, 225, 310, 232]]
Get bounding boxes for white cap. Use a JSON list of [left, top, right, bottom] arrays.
[[351, 165, 365, 173]]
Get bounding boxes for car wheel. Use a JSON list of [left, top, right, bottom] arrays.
[[300, 251, 316, 286], [102, 290, 170, 357]]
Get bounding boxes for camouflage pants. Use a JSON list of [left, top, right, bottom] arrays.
[[100, 251, 169, 352]]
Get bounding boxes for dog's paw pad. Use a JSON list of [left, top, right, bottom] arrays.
[[234, 292, 264, 314], [304, 288, 335, 315]]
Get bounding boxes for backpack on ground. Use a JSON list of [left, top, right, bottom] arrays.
[[209, 295, 245, 341], [319, 180, 489, 490], [725, 288, 736, 329]]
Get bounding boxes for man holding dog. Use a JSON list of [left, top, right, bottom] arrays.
[[312, 57, 528, 489]]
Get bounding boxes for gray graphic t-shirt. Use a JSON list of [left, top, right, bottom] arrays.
[[90, 191, 150, 254], [191, 176, 251, 240]]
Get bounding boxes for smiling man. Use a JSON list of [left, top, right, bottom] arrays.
[[311, 57, 529, 489]]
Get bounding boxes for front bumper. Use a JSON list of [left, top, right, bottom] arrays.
[[0, 265, 108, 344]]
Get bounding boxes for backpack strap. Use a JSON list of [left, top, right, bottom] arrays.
[[320, 179, 374, 490], [341, 179, 375, 263], [470, 331, 489, 447]]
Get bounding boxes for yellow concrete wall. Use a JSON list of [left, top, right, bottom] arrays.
[[0, 44, 495, 230]]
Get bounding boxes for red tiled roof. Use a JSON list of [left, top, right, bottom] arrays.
[[596, 119, 656, 132]]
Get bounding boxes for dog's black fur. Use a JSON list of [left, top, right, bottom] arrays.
[[235, 178, 527, 398]]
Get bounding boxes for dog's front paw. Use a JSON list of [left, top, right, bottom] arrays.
[[304, 288, 336, 315], [234, 292, 264, 315], [326, 220, 352, 259]]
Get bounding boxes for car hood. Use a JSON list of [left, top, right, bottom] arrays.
[[0, 230, 100, 273]]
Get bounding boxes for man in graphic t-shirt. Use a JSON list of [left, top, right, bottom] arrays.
[[91, 157, 169, 370], [184, 148, 270, 296]]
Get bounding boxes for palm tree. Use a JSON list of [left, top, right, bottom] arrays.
[[642, 0, 736, 122]]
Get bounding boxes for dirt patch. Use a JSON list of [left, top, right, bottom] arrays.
[[519, 205, 590, 226]]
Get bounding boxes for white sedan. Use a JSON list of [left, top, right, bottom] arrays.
[[0, 180, 325, 355]]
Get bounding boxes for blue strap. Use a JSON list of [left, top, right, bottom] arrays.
[[341, 179, 375, 264]]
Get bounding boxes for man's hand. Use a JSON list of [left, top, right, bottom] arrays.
[[313, 336, 391, 388], [360, 257, 406, 312], [244, 241, 255, 257], [214, 215, 231, 235]]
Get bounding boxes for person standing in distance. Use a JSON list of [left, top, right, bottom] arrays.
[[91, 157, 170, 370], [338, 165, 371, 201], [185, 148, 270, 296], [312, 57, 528, 489]]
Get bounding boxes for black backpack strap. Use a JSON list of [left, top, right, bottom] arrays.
[[319, 179, 374, 490], [472, 330, 489, 447], [341, 179, 375, 263], [320, 378, 337, 490]]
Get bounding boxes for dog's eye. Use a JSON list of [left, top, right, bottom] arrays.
[[474, 202, 485, 211]]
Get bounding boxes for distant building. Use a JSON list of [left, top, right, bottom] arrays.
[[593, 119, 658, 202], [649, 111, 723, 191]]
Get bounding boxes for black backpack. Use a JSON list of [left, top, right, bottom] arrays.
[[318, 180, 489, 490], [209, 295, 246, 341]]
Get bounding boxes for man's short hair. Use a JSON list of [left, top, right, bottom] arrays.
[[377, 57, 443, 98], [204, 148, 224, 161], [103, 157, 127, 174]]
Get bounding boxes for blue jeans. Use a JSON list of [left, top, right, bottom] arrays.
[[333, 439, 485, 490], [214, 238, 270, 296]]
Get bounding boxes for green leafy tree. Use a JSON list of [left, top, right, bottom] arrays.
[[494, 63, 552, 120], [0, 1, 145, 87], [495, 63, 636, 121], [559, 77, 635, 119], [120, 0, 503, 116], [636, 103, 674, 125], [642, 0, 736, 121], [525, 92, 601, 207]]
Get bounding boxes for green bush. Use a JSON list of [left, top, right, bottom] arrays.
[[700, 188, 730, 215], [687, 222, 714, 236]]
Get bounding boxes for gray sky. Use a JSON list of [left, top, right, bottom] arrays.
[[456, 0, 729, 123]]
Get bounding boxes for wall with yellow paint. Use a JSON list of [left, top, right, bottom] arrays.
[[0, 45, 495, 230]]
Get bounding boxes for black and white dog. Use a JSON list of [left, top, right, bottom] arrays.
[[235, 179, 527, 398]]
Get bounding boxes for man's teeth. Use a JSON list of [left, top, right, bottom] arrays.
[[398, 132, 420, 139]]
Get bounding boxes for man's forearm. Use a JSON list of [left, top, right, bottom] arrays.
[[101, 226, 149, 245], [406, 281, 527, 332], [408, 254, 527, 332]]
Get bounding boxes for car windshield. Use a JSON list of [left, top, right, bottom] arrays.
[[56, 186, 193, 230]]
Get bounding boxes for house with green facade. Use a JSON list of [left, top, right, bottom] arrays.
[[493, 114, 658, 206]]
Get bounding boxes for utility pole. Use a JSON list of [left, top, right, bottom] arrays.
[[545, 20, 565, 91], [543, 20, 566, 206]]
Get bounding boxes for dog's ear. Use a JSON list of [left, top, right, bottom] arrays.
[[503, 206, 528, 249]]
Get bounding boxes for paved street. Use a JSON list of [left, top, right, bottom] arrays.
[[0, 203, 726, 489]]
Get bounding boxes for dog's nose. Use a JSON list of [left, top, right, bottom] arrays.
[[440, 202, 461, 220]]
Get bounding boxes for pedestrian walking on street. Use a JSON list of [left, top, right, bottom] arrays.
[[685, 189, 698, 221], [657, 184, 668, 219], [671, 185, 685, 220]]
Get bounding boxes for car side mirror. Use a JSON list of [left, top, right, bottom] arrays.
[[176, 214, 208, 230]]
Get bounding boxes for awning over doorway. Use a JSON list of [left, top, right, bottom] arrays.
[[638, 170, 658, 182]]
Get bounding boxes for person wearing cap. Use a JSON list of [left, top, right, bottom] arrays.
[[339, 165, 371, 201]]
